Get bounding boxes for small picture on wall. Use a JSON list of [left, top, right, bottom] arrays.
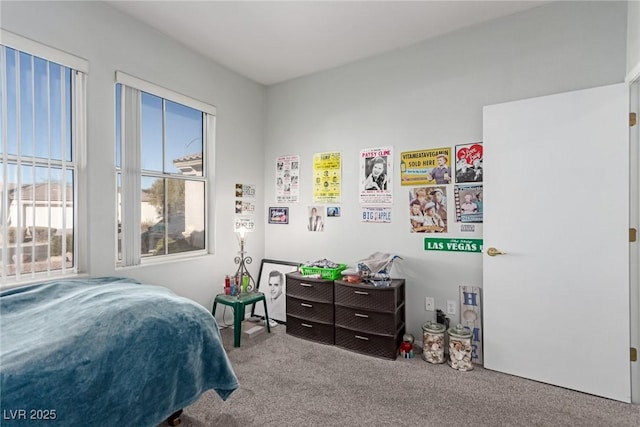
[[455, 184, 483, 223], [455, 142, 483, 183], [268, 207, 289, 224], [327, 207, 340, 217], [307, 206, 324, 231], [409, 187, 448, 233]]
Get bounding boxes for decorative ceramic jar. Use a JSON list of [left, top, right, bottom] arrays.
[[447, 324, 473, 371], [421, 321, 446, 364]]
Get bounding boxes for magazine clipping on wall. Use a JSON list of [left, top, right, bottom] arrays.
[[455, 142, 483, 183], [409, 186, 448, 233], [313, 151, 341, 204], [455, 184, 483, 223], [359, 146, 393, 205], [307, 205, 325, 232], [400, 147, 452, 186], [275, 155, 300, 203]]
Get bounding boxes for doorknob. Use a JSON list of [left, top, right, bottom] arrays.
[[487, 247, 506, 257]]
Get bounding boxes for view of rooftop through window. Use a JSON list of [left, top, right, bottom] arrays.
[[115, 81, 207, 263], [1, 46, 75, 279]]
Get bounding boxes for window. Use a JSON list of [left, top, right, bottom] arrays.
[[1, 31, 87, 285], [116, 72, 214, 266]]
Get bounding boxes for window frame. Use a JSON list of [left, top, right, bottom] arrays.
[[115, 71, 214, 267], [0, 30, 87, 287]]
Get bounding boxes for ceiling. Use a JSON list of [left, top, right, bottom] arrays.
[[106, 1, 550, 86]]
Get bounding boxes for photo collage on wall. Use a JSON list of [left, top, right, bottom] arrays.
[[269, 142, 482, 233], [402, 143, 483, 233]]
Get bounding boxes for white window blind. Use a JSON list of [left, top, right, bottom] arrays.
[[116, 72, 214, 266], [1, 33, 86, 285]]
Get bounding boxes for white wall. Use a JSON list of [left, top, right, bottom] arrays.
[[1, 1, 267, 310], [264, 1, 628, 339]]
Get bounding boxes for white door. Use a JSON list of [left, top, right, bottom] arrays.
[[483, 83, 631, 402]]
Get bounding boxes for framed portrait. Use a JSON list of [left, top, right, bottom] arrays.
[[268, 207, 289, 224], [252, 259, 300, 323]]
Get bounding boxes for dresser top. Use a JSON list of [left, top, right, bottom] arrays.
[[335, 278, 404, 290]]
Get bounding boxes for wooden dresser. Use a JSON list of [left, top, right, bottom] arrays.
[[333, 279, 405, 360], [285, 272, 335, 345]]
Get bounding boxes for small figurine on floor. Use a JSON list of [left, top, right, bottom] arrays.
[[400, 333, 415, 359]]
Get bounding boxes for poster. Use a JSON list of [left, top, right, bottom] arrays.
[[359, 147, 393, 205], [276, 155, 300, 203], [408, 186, 448, 233], [313, 152, 341, 204], [454, 184, 483, 223], [455, 142, 483, 183], [400, 147, 452, 186]]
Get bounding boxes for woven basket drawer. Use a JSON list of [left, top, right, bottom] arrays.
[[286, 315, 334, 345], [286, 296, 334, 324], [286, 273, 334, 303], [334, 281, 399, 312], [334, 305, 403, 335], [335, 326, 404, 360]]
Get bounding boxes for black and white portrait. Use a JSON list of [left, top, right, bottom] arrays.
[[253, 259, 299, 323]]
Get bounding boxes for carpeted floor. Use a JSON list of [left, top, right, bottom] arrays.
[[159, 324, 640, 427]]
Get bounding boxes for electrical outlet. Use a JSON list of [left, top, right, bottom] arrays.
[[446, 300, 456, 315], [425, 297, 435, 311]]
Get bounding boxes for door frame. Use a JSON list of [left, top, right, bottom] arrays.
[[627, 70, 640, 404]]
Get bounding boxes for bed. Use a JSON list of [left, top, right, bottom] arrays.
[[0, 276, 238, 426]]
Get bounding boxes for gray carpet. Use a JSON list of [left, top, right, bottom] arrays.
[[160, 325, 640, 427]]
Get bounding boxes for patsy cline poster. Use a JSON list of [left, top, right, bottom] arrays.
[[359, 147, 393, 205]]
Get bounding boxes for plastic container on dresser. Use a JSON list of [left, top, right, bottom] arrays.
[[285, 271, 335, 345], [334, 279, 405, 360]]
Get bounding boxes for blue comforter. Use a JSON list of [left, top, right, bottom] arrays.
[[0, 277, 238, 426]]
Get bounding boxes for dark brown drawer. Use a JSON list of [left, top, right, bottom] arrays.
[[286, 272, 334, 303], [286, 315, 334, 345], [335, 326, 404, 360], [286, 295, 334, 324], [334, 304, 403, 335], [334, 280, 404, 312]]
